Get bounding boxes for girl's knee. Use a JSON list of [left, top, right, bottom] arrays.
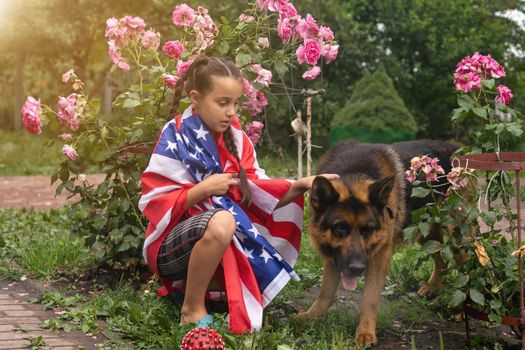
[[202, 210, 236, 244]]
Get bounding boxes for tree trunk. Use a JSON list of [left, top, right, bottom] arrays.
[[12, 52, 25, 131]]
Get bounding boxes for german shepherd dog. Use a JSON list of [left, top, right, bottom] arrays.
[[297, 140, 458, 347]]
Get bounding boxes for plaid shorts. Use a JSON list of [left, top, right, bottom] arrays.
[[157, 209, 224, 281]]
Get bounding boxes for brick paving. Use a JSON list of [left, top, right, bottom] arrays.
[[0, 174, 108, 349], [0, 279, 106, 350], [0, 174, 105, 210]]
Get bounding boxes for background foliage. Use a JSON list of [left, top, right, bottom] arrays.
[[329, 64, 417, 144]]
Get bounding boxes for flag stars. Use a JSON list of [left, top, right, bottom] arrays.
[[193, 125, 209, 140], [248, 226, 260, 239], [244, 248, 254, 259], [165, 140, 178, 153], [260, 250, 273, 263], [228, 206, 238, 216], [195, 168, 204, 180], [273, 252, 283, 261]]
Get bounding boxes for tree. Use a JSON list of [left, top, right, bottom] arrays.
[[329, 65, 417, 144], [296, 0, 525, 143]]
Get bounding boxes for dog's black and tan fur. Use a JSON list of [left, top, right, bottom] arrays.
[[297, 140, 457, 347]]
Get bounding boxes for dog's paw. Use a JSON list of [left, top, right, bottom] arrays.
[[417, 283, 438, 297], [355, 329, 377, 347], [295, 309, 316, 320]]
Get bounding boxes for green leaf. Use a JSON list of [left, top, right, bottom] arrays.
[[482, 79, 495, 89], [488, 312, 501, 324], [274, 61, 289, 77], [506, 122, 523, 137], [449, 289, 466, 306], [411, 187, 430, 198], [481, 211, 497, 226], [421, 240, 442, 254], [403, 226, 418, 241], [489, 299, 502, 310], [469, 288, 485, 306], [451, 106, 467, 122], [457, 94, 475, 109], [441, 245, 454, 261], [219, 41, 230, 56], [418, 222, 430, 238], [472, 107, 487, 118], [123, 99, 142, 109], [453, 274, 469, 288], [235, 52, 251, 67]]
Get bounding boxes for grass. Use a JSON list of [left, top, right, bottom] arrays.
[[0, 208, 520, 349], [0, 130, 63, 175], [0, 207, 92, 279]]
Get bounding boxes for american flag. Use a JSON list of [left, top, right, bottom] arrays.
[[139, 106, 304, 334]]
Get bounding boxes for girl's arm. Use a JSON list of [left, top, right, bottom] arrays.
[[275, 174, 339, 209]]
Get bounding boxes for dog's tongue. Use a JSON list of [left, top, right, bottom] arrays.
[[340, 273, 359, 291]]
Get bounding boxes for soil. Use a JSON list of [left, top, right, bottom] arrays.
[[285, 284, 523, 349]]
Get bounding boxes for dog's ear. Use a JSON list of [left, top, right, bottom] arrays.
[[368, 175, 395, 209], [310, 176, 339, 214]]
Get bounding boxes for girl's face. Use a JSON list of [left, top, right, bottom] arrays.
[[190, 76, 243, 134]]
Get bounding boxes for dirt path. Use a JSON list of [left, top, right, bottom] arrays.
[[0, 174, 105, 210]]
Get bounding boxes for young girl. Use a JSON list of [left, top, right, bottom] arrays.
[[139, 55, 338, 333]]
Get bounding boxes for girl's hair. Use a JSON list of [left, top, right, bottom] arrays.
[[171, 55, 252, 207]]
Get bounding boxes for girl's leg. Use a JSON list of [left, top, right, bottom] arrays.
[[180, 210, 236, 324]]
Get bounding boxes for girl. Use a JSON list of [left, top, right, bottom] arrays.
[[139, 55, 338, 333]]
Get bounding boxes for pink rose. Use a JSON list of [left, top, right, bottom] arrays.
[[172, 4, 196, 27], [495, 85, 513, 105], [246, 121, 265, 146], [295, 14, 319, 39], [162, 74, 179, 88], [257, 37, 270, 49], [250, 64, 272, 87], [62, 144, 78, 161], [454, 71, 481, 93], [405, 170, 416, 183], [322, 44, 339, 64], [62, 69, 75, 83], [162, 40, 185, 60], [257, 0, 271, 10], [57, 94, 80, 131], [319, 26, 334, 41], [121, 16, 146, 36], [278, 18, 293, 42], [21, 96, 43, 135], [105, 18, 123, 42], [302, 65, 321, 80], [277, 1, 298, 19], [239, 13, 254, 22], [296, 39, 321, 65], [177, 60, 193, 77], [117, 61, 130, 72], [141, 30, 160, 50]]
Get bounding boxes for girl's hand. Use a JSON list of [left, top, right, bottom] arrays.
[[298, 173, 340, 191], [201, 173, 239, 196]]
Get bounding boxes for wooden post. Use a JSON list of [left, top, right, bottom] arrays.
[[296, 110, 303, 178], [306, 93, 312, 177], [302, 88, 325, 177]]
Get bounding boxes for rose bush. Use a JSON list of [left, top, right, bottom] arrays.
[[20, 1, 339, 269], [404, 52, 525, 325]]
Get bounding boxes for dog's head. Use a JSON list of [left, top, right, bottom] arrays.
[[309, 175, 396, 291]]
